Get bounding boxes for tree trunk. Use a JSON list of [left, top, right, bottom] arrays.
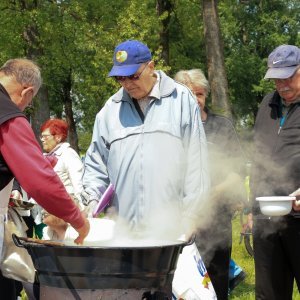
[[156, 0, 173, 65], [31, 86, 50, 141], [202, 0, 232, 118], [62, 72, 80, 154]]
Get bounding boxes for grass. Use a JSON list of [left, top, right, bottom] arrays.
[[230, 213, 255, 299], [230, 213, 300, 300]]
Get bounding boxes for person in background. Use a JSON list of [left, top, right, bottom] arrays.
[[0, 58, 89, 300], [175, 68, 246, 299], [37, 118, 84, 240], [251, 44, 300, 300], [82, 40, 209, 242], [40, 119, 83, 206]]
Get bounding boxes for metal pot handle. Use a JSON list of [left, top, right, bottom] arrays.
[[13, 234, 65, 247], [185, 234, 196, 246]]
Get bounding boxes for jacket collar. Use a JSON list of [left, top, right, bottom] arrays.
[[0, 83, 11, 99], [112, 70, 176, 103], [268, 91, 282, 119], [48, 142, 70, 156]]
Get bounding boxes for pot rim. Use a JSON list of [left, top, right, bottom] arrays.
[[13, 234, 192, 249]]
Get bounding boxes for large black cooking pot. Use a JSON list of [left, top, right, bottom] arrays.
[[13, 234, 190, 290]]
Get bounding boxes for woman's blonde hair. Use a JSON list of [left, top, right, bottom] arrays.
[[174, 69, 210, 96]]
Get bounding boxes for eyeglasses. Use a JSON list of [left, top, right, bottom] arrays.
[[274, 77, 294, 84], [40, 134, 54, 140], [274, 67, 300, 84], [114, 62, 149, 82]]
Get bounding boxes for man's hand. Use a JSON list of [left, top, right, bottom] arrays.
[[74, 212, 90, 244], [43, 212, 90, 244], [43, 213, 68, 240], [81, 190, 100, 217], [289, 189, 300, 211], [292, 201, 300, 211], [241, 212, 253, 234], [9, 190, 23, 207], [10, 190, 23, 200]]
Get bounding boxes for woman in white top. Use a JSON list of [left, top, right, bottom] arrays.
[[36, 119, 84, 239], [40, 118, 83, 205]]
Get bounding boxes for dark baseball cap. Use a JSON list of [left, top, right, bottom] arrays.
[[264, 45, 300, 79], [108, 40, 152, 77]]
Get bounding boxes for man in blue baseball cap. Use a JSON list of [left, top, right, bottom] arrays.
[[108, 40, 152, 77], [251, 44, 300, 300], [107, 40, 156, 101], [82, 40, 210, 266]]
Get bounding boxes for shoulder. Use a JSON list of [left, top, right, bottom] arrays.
[[159, 70, 192, 99], [0, 97, 25, 126], [109, 87, 131, 105], [56, 143, 80, 158], [256, 91, 278, 119], [207, 111, 235, 128], [1, 116, 35, 140], [205, 112, 239, 142], [261, 91, 277, 107]]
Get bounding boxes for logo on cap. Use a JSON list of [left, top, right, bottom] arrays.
[[116, 51, 128, 63]]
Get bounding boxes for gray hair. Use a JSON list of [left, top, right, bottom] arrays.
[[0, 58, 42, 94], [174, 69, 210, 96]]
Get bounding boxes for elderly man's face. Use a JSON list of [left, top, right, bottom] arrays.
[[274, 68, 300, 103], [118, 61, 156, 100], [8, 81, 35, 111]]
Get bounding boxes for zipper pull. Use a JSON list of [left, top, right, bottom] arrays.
[[278, 126, 282, 135]]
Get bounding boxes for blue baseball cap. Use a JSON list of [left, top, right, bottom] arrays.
[[108, 40, 152, 77], [264, 45, 300, 79]]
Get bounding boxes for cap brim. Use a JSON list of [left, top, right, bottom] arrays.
[[264, 66, 298, 79], [108, 64, 141, 77]]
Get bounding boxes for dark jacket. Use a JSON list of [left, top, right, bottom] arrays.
[[252, 91, 300, 216], [0, 84, 25, 190], [204, 108, 245, 215], [204, 109, 244, 185]]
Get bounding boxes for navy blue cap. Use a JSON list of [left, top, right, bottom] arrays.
[[265, 45, 300, 79], [108, 40, 152, 77]]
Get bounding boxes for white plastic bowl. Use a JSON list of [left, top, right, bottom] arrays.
[[256, 196, 295, 216]]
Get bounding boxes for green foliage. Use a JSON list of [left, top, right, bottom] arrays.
[[169, 0, 207, 76], [78, 130, 92, 154], [219, 0, 300, 126], [0, 0, 299, 135]]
